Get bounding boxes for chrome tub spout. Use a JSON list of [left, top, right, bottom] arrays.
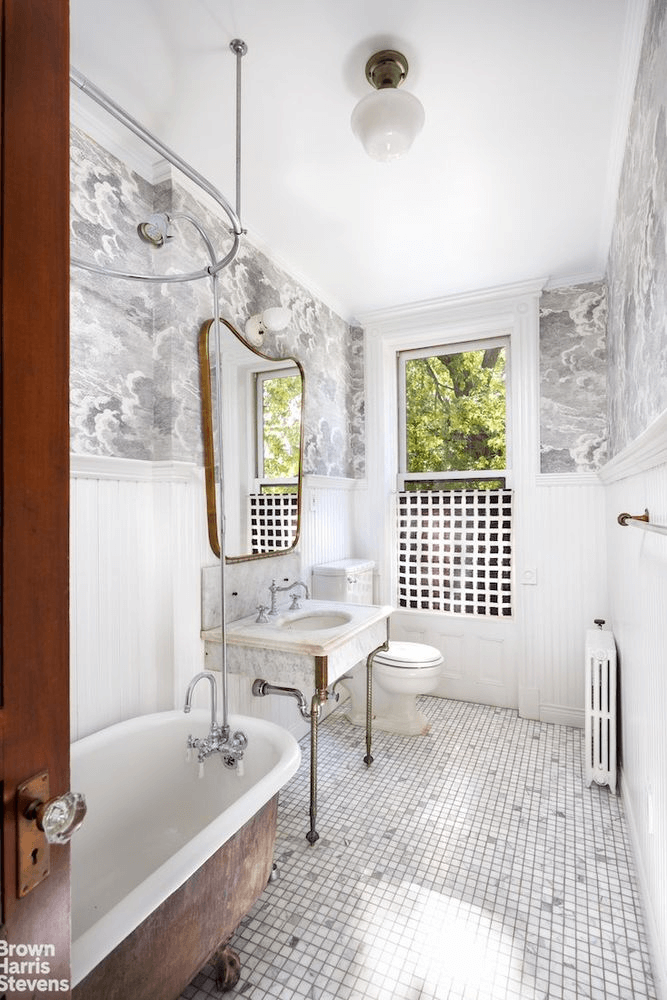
[[184, 671, 248, 766], [184, 670, 220, 733]]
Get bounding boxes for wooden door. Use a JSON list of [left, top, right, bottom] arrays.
[[1, 0, 71, 989]]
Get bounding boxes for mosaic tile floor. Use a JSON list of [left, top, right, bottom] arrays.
[[179, 698, 657, 1000]]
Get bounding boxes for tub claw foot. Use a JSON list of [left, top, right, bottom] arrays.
[[212, 944, 241, 993]]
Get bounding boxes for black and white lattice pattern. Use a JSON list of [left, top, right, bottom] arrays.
[[397, 489, 513, 616], [249, 493, 299, 554]]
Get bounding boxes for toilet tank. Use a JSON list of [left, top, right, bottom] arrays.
[[311, 559, 374, 604]]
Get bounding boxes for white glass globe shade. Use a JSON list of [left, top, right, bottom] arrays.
[[261, 306, 290, 331], [351, 88, 425, 162], [244, 306, 291, 347]]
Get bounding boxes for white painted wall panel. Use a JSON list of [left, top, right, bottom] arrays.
[[518, 479, 608, 725], [300, 476, 363, 583], [70, 458, 208, 741], [602, 442, 667, 996]]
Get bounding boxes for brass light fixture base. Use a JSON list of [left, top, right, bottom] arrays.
[[364, 49, 409, 90]]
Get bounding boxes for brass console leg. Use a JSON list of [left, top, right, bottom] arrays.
[[306, 693, 322, 844], [364, 651, 374, 766]]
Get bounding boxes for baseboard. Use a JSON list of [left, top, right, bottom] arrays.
[[619, 766, 667, 1000], [539, 703, 584, 728], [518, 687, 540, 721]]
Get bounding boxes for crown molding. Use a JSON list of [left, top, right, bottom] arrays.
[[71, 88, 171, 184], [356, 278, 547, 333], [543, 271, 605, 291]]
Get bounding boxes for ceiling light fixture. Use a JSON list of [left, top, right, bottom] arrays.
[[350, 49, 425, 162]]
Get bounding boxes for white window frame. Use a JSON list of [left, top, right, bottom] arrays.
[[254, 365, 301, 492], [396, 335, 512, 491], [361, 281, 542, 610]]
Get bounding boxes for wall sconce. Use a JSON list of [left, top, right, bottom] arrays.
[[244, 306, 291, 347], [351, 49, 425, 162]]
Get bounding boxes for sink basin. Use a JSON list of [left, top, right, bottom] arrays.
[[209, 599, 394, 660], [279, 612, 352, 632]]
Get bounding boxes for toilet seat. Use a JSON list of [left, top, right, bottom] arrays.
[[374, 641, 443, 669]]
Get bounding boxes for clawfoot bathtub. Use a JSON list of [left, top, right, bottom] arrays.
[[71, 709, 300, 1000]]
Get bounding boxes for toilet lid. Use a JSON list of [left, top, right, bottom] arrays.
[[374, 641, 443, 669]]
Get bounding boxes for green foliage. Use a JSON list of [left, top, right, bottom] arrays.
[[261, 373, 302, 479], [405, 347, 506, 473]]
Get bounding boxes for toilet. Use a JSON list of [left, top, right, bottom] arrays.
[[311, 559, 444, 736]]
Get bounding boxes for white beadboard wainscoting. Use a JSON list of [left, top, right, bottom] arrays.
[[517, 475, 608, 726], [300, 475, 366, 578], [70, 456, 210, 741], [70, 459, 362, 742], [389, 476, 608, 728], [600, 411, 667, 999]]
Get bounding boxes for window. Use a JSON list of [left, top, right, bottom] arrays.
[[255, 368, 302, 490], [250, 367, 302, 554], [396, 338, 512, 617], [398, 338, 509, 490]]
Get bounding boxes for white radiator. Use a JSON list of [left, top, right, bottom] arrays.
[[584, 627, 617, 794]]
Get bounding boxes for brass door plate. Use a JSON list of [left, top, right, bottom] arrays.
[[17, 770, 50, 897]]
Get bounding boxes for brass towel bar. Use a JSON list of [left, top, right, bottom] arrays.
[[617, 509, 667, 536]]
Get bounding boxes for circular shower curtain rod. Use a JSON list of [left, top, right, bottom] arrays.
[[69, 40, 247, 283]]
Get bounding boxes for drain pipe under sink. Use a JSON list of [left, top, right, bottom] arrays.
[[251, 678, 314, 720]]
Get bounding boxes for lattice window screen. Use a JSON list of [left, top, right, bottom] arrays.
[[249, 493, 299, 554], [397, 489, 513, 616]]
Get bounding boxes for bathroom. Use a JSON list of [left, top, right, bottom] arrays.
[[2, 0, 666, 997]]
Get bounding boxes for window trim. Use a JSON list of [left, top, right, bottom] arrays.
[[360, 280, 542, 613], [254, 364, 302, 486], [396, 334, 512, 491]]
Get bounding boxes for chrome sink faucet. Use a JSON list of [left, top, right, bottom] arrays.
[[183, 671, 247, 766], [268, 579, 310, 615]]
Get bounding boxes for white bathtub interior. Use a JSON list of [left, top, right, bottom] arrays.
[[70, 709, 300, 987]]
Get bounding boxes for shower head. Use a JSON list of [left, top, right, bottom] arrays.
[[137, 213, 172, 247]]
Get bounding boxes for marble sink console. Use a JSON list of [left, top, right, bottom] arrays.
[[202, 600, 393, 844], [204, 600, 392, 691]]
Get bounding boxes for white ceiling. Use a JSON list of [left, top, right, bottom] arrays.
[[69, 0, 644, 323]]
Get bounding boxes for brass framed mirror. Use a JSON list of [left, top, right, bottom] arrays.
[[199, 318, 305, 562]]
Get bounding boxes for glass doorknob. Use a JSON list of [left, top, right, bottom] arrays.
[[27, 791, 87, 844]]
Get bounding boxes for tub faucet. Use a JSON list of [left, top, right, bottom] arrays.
[[184, 671, 219, 733], [268, 579, 310, 615], [183, 671, 247, 767]]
